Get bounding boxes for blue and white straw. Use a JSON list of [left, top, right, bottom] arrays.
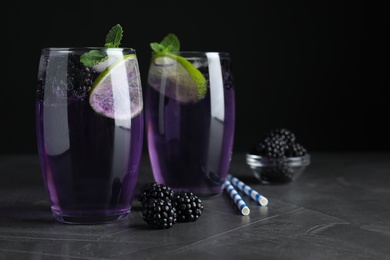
[[227, 174, 268, 206], [225, 180, 250, 216]]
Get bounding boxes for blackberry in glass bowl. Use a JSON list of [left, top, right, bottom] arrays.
[[247, 128, 311, 184]]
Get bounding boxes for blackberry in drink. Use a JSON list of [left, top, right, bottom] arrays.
[[36, 43, 144, 223], [146, 42, 235, 197]]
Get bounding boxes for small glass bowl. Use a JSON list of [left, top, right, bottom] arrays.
[[246, 153, 311, 184]]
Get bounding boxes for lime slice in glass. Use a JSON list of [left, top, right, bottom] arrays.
[[89, 54, 143, 119], [147, 53, 207, 103]]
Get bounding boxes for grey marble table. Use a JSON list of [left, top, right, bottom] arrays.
[[0, 153, 389, 260]]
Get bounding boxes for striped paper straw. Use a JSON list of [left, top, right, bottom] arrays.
[[227, 174, 268, 206], [224, 180, 250, 216]]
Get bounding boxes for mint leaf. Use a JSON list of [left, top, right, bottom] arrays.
[[150, 43, 165, 53], [80, 50, 108, 67], [160, 33, 180, 52], [105, 24, 123, 48], [151, 33, 180, 54], [80, 24, 123, 66]]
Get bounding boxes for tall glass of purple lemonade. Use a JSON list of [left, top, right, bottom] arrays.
[[35, 25, 144, 224], [146, 34, 235, 197]]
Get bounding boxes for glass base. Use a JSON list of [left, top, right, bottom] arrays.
[[52, 209, 130, 225]]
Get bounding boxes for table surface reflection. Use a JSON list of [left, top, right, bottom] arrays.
[[0, 152, 389, 259]]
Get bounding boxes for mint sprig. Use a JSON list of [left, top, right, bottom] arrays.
[[150, 33, 180, 54], [80, 24, 123, 66], [104, 24, 123, 48]]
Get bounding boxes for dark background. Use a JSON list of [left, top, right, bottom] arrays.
[[2, 0, 389, 155]]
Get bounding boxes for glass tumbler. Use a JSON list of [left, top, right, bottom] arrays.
[[36, 47, 144, 224], [145, 52, 235, 197]]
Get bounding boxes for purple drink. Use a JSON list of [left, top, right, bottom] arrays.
[[36, 48, 144, 224], [146, 52, 235, 197]]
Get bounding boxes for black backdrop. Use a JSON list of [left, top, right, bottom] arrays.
[[2, 0, 389, 154]]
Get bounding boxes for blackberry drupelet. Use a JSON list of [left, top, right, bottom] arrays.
[[173, 192, 204, 222], [137, 182, 175, 206], [142, 198, 177, 229]]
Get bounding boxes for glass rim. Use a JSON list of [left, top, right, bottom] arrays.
[[151, 51, 231, 57], [41, 47, 136, 53], [246, 153, 311, 167]]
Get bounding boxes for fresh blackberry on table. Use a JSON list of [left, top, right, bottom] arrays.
[[173, 192, 204, 222], [285, 142, 307, 157], [142, 198, 177, 229], [137, 182, 175, 206]]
